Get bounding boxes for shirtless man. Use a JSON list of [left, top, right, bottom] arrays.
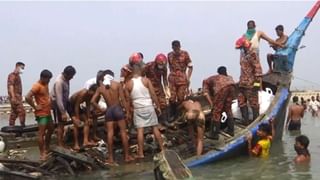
[[69, 84, 98, 151], [179, 98, 205, 156], [286, 96, 304, 131], [91, 70, 134, 165], [294, 135, 311, 163], [267, 25, 288, 73]]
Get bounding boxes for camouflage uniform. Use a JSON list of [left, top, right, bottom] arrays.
[[238, 51, 263, 109], [167, 50, 192, 104], [203, 75, 235, 122], [7, 72, 26, 126], [144, 62, 168, 110]]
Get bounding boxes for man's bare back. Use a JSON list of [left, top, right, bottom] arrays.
[[182, 100, 202, 112], [100, 81, 122, 107], [289, 104, 304, 122]]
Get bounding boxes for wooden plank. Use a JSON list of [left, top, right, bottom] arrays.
[[154, 150, 192, 180], [0, 158, 40, 166], [51, 146, 95, 166], [19, 163, 53, 176], [56, 156, 75, 176], [0, 169, 40, 179]]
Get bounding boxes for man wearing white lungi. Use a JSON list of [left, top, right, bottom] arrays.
[[125, 64, 164, 158]]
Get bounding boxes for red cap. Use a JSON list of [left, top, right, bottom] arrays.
[[155, 53, 167, 64], [235, 36, 251, 49], [129, 52, 143, 65]]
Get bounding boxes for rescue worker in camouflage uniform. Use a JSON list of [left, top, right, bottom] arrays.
[[167, 40, 193, 117], [7, 62, 26, 126], [202, 66, 236, 139], [235, 36, 263, 125], [144, 53, 169, 126]]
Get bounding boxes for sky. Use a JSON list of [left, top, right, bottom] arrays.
[[0, 1, 320, 95]]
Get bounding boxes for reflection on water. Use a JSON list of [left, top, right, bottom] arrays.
[[1, 113, 319, 180]]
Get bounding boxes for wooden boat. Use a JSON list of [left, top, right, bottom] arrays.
[[184, 0, 320, 168], [0, 1, 319, 179]]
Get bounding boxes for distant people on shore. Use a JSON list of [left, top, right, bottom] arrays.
[[246, 118, 275, 158], [294, 135, 310, 163], [267, 25, 288, 73], [286, 96, 304, 131], [51, 65, 76, 149], [7, 62, 26, 127], [25, 69, 54, 161], [300, 97, 307, 111], [0, 96, 9, 104], [309, 96, 320, 117]]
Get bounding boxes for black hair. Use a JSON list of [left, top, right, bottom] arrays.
[[295, 135, 310, 149], [105, 69, 114, 77], [258, 123, 271, 135], [293, 96, 299, 103], [138, 52, 144, 59], [185, 96, 194, 101], [217, 66, 227, 76], [63, 65, 76, 76], [16, 62, 25, 67], [247, 20, 256, 27], [96, 70, 107, 85], [40, 69, 53, 79], [275, 25, 284, 31], [88, 84, 98, 92], [172, 40, 181, 47]]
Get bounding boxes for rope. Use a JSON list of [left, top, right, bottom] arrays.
[[292, 75, 320, 87]]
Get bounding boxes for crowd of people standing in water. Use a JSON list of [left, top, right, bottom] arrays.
[[4, 20, 310, 164]]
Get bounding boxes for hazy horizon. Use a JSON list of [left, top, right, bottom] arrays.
[[1, 1, 320, 96]]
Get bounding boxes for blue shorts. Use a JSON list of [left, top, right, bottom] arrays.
[[105, 104, 125, 122]]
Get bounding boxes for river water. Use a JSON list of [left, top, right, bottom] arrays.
[[0, 111, 319, 180]]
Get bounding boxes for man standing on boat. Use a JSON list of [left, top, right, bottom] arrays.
[[69, 84, 98, 151], [84, 70, 114, 142], [244, 20, 285, 57], [267, 25, 288, 73], [168, 40, 193, 117], [25, 69, 54, 161], [236, 21, 284, 123], [286, 96, 304, 131], [91, 70, 134, 165], [144, 53, 169, 127], [7, 62, 26, 127], [203, 66, 236, 139], [125, 64, 164, 158], [51, 65, 76, 148], [236, 36, 262, 125]]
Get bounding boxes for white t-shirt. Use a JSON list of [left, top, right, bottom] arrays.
[[309, 100, 320, 111]]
